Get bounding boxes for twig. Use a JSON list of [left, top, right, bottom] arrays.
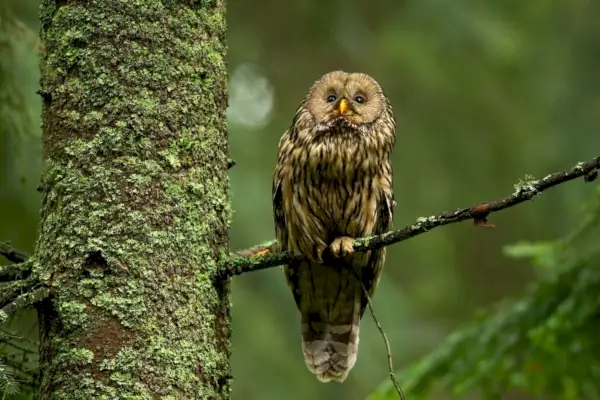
[[0, 242, 29, 263], [0, 328, 40, 351], [358, 278, 406, 399], [0, 243, 32, 282], [0, 336, 37, 354], [0, 279, 37, 310], [0, 265, 32, 282], [0, 261, 32, 283], [222, 156, 600, 277], [0, 287, 49, 324]]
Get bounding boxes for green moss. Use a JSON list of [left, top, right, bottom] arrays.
[[513, 174, 539, 196], [57, 301, 89, 331], [37, 0, 230, 398], [57, 348, 95, 367]]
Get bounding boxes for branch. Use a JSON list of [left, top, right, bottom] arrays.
[[358, 277, 405, 399], [0, 285, 49, 324], [0, 243, 32, 282], [0, 264, 33, 283], [1, 279, 37, 309], [4, 157, 600, 280], [0, 242, 29, 264], [222, 156, 600, 277]]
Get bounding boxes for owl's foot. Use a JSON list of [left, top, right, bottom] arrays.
[[315, 244, 327, 263], [329, 236, 355, 258]]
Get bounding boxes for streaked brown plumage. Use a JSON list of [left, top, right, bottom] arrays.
[[272, 71, 396, 382]]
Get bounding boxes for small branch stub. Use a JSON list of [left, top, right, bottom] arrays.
[[585, 167, 598, 182], [470, 203, 495, 228]]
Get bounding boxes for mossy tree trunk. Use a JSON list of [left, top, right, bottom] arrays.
[[35, 0, 230, 398]]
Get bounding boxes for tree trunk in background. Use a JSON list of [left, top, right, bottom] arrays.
[[36, 0, 230, 398]]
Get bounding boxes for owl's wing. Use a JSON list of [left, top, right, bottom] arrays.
[[273, 136, 304, 308], [272, 175, 286, 248], [378, 185, 395, 232], [360, 181, 394, 313]]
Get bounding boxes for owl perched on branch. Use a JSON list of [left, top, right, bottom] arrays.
[[272, 71, 396, 382]]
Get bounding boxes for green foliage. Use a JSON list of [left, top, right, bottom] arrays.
[[0, 362, 19, 397], [371, 186, 600, 399], [0, 319, 39, 400]]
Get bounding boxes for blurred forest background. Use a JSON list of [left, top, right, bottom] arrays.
[[1, 0, 600, 399]]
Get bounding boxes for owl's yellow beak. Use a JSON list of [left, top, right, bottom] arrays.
[[338, 98, 348, 114]]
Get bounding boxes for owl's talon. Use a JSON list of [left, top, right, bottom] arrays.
[[329, 236, 355, 258], [315, 245, 326, 263]]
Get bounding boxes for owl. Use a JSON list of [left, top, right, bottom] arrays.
[[272, 71, 396, 383]]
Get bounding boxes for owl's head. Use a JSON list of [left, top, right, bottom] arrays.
[[302, 71, 391, 132]]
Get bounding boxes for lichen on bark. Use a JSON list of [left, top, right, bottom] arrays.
[[35, 0, 230, 398]]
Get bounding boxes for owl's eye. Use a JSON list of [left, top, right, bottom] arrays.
[[326, 95, 337, 103], [354, 95, 365, 104]]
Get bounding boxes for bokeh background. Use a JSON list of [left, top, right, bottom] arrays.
[[2, 0, 600, 399]]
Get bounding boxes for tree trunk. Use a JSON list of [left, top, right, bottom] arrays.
[[36, 0, 230, 398]]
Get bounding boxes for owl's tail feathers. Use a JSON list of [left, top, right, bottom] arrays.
[[301, 317, 360, 383]]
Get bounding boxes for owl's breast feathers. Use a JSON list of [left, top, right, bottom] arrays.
[[273, 122, 394, 260]]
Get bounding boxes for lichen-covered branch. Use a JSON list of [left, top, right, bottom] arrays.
[[4, 157, 599, 284], [0, 262, 33, 282], [222, 156, 599, 277], [0, 243, 32, 282], [0, 286, 49, 324], [0, 278, 42, 323]]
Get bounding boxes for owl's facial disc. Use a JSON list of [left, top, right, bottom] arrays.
[[307, 71, 387, 135]]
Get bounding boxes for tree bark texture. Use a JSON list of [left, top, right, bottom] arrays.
[[36, 0, 230, 398]]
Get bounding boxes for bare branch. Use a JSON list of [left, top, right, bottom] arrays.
[[222, 156, 600, 277], [358, 279, 405, 399], [0, 242, 29, 264]]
